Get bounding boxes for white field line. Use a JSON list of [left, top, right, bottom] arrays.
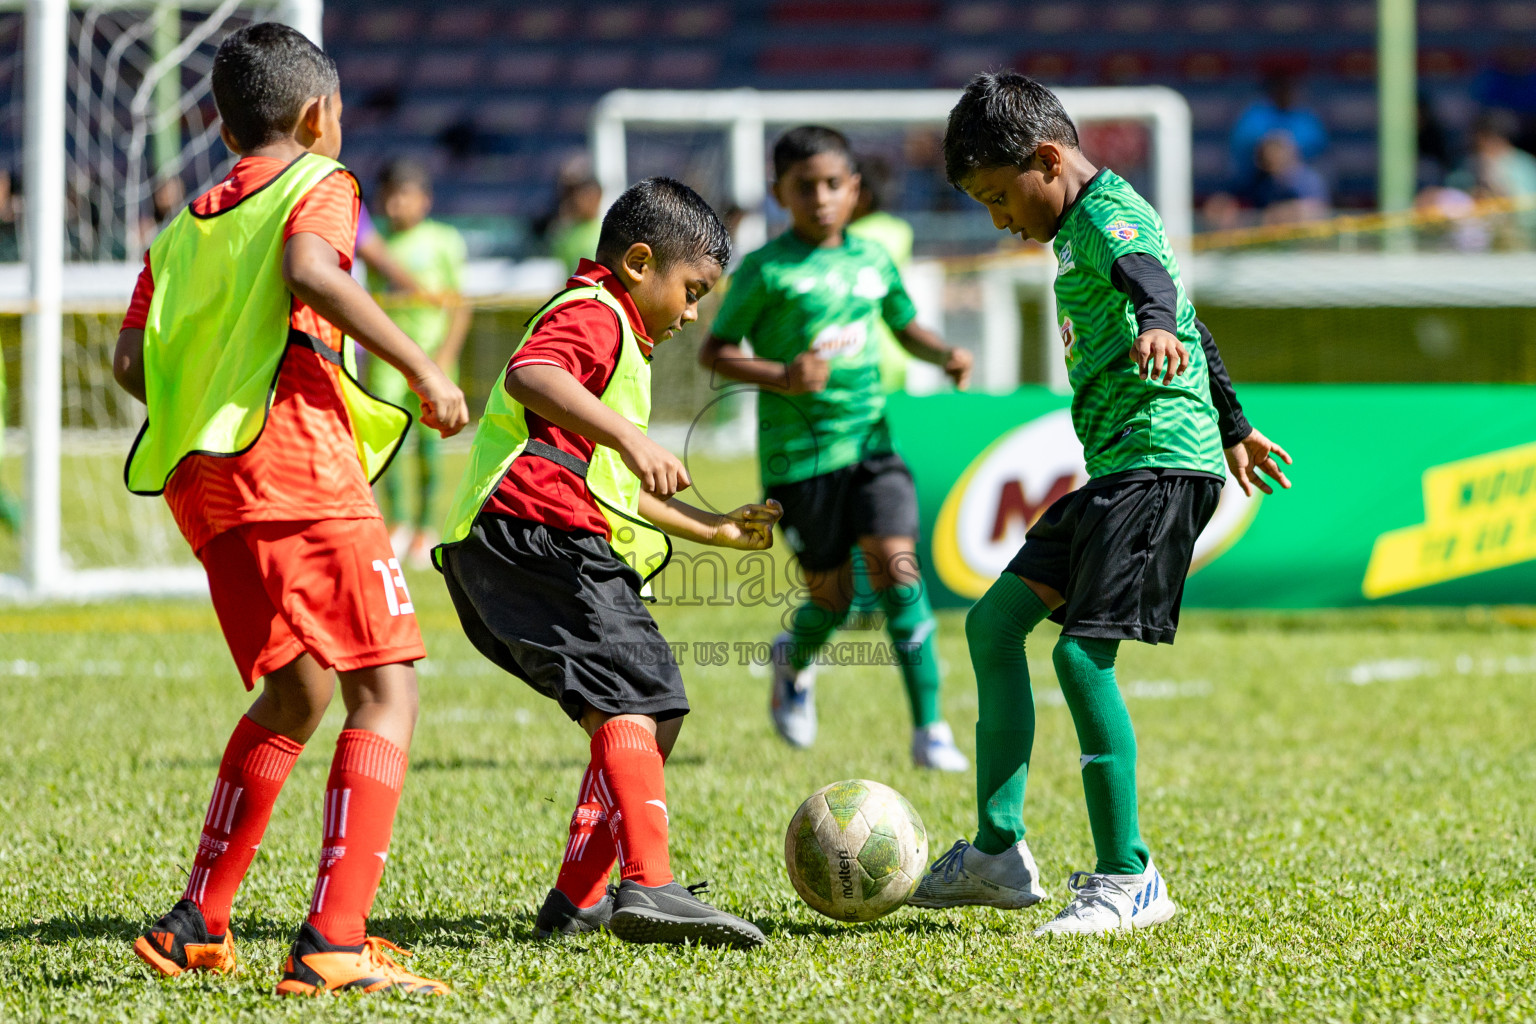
[[1328, 652, 1536, 686]]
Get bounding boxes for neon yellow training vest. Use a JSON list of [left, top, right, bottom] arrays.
[[125, 153, 409, 495], [436, 282, 671, 585]]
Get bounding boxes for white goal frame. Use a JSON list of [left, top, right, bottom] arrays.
[[3, 0, 322, 601], [590, 87, 1193, 393]]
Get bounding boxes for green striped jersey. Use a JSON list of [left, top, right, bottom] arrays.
[[1053, 170, 1225, 478], [711, 230, 917, 486]]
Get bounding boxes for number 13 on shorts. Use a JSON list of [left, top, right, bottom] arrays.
[[372, 557, 415, 616]]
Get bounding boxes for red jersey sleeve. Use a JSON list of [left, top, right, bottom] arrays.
[[121, 253, 154, 331], [284, 170, 360, 271], [508, 299, 623, 393]]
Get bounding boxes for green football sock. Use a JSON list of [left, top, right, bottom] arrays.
[[415, 429, 441, 531], [878, 581, 941, 729], [967, 573, 1050, 855], [1052, 635, 1150, 875], [786, 600, 847, 672]]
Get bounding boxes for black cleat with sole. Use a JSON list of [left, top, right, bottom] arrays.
[[534, 886, 615, 938], [607, 880, 766, 950]]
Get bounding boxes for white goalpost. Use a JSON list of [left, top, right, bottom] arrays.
[[589, 87, 1193, 393], [2, 0, 322, 600]]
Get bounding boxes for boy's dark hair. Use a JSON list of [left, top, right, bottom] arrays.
[[595, 177, 731, 270], [773, 125, 854, 180], [212, 22, 340, 153], [943, 72, 1080, 188], [377, 158, 433, 195]]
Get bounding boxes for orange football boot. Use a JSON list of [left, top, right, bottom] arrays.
[[274, 922, 449, 996], [132, 899, 238, 977]]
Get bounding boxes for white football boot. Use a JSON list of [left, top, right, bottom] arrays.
[[1033, 861, 1176, 935], [911, 721, 970, 772], [906, 838, 1048, 909], [769, 631, 817, 749]]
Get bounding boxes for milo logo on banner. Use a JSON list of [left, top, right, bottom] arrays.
[[930, 409, 1257, 600]]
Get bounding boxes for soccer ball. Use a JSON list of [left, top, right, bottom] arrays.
[[784, 779, 928, 922]]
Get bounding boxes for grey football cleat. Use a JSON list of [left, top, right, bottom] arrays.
[[607, 880, 766, 949], [907, 838, 1049, 910], [770, 631, 817, 748], [534, 886, 615, 938]]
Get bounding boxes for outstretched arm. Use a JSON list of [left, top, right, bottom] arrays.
[[283, 232, 467, 436], [699, 334, 831, 393], [893, 321, 973, 389], [637, 493, 782, 548]]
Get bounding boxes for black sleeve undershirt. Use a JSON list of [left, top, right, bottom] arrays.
[[1109, 252, 1252, 448]]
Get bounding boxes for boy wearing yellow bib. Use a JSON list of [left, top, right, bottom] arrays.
[[437, 178, 779, 948], [114, 24, 467, 995]]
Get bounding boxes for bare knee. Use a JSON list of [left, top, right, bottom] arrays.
[[337, 662, 420, 750], [249, 656, 335, 743]]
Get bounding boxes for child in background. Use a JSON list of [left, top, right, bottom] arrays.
[[700, 126, 974, 771], [910, 73, 1291, 934], [438, 177, 778, 948], [367, 158, 471, 567], [114, 23, 467, 993]]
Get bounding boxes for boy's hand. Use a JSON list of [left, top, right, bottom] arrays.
[[710, 500, 783, 550], [1132, 328, 1189, 384], [943, 347, 974, 389], [622, 433, 692, 499], [411, 366, 469, 437], [1225, 427, 1293, 497], [784, 352, 830, 394]]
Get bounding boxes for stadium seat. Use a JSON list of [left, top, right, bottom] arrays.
[[395, 99, 464, 137], [1324, 92, 1378, 134], [488, 50, 563, 89], [587, 7, 650, 41], [336, 52, 405, 93], [935, 47, 1009, 87], [475, 99, 549, 135], [1259, 3, 1316, 34], [769, 1, 938, 25], [568, 49, 641, 89], [646, 50, 723, 87], [353, 8, 419, 44], [425, 8, 496, 42], [758, 44, 929, 78], [664, 5, 732, 38], [1181, 3, 1239, 34], [944, 3, 1009, 34], [414, 51, 485, 90], [1027, 3, 1086, 35], [508, 8, 569, 41]]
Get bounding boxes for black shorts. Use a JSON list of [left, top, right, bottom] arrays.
[[439, 513, 688, 722], [766, 452, 920, 573], [1006, 470, 1222, 645]]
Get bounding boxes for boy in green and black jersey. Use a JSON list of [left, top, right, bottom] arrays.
[[701, 126, 974, 771], [908, 73, 1293, 934]]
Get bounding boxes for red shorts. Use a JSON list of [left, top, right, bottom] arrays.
[[200, 518, 427, 687]]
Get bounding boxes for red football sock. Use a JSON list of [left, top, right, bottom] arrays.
[[305, 729, 406, 947], [553, 767, 618, 909], [183, 715, 303, 936], [589, 719, 672, 887]]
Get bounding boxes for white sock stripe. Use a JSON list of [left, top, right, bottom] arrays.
[[594, 770, 614, 811], [205, 780, 225, 830], [220, 787, 243, 833], [323, 789, 333, 837], [337, 788, 351, 839], [310, 876, 328, 915]]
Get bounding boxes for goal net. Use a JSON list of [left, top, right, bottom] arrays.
[[1, 0, 320, 599]]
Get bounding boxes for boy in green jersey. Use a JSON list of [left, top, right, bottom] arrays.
[[367, 159, 471, 567], [701, 126, 975, 770], [909, 73, 1293, 933]]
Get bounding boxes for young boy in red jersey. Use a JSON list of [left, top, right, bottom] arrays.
[[437, 177, 779, 949], [113, 24, 467, 995]]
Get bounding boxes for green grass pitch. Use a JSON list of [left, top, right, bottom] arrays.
[[1, 456, 1534, 1021]]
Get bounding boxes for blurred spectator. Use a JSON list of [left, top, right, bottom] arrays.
[[1443, 108, 1536, 246], [846, 155, 914, 394], [1229, 71, 1328, 180], [1205, 129, 1329, 229], [1417, 90, 1456, 190], [538, 157, 603, 273], [1447, 109, 1536, 201], [1472, 45, 1536, 153], [137, 175, 185, 245], [0, 168, 18, 262]]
